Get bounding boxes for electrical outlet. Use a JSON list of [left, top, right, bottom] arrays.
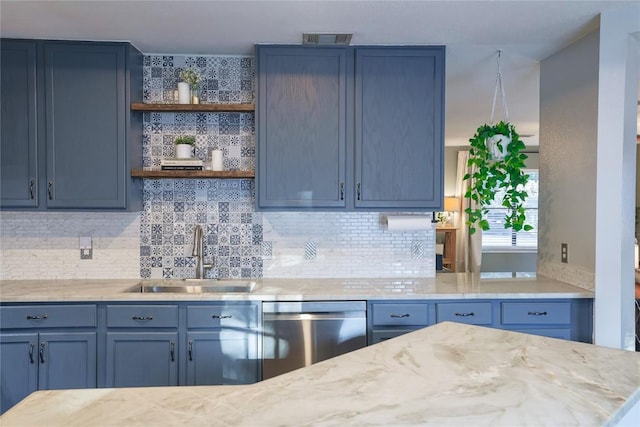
[[79, 236, 93, 260], [561, 243, 568, 263], [80, 248, 93, 260]]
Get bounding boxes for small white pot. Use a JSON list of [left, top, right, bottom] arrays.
[[175, 144, 193, 159], [177, 82, 191, 104], [486, 134, 512, 160]]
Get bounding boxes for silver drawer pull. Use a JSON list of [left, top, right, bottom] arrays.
[[26, 315, 48, 320], [454, 312, 475, 317], [390, 313, 410, 318], [527, 311, 548, 316], [212, 314, 232, 319], [131, 316, 154, 321]]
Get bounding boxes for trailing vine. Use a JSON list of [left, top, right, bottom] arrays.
[[463, 121, 532, 235]]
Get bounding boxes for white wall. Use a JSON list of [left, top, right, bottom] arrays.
[[537, 30, 599, 290]]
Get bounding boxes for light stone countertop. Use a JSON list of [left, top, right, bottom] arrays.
[[0, 273, 593, 303], [1, 322, 637, 426]]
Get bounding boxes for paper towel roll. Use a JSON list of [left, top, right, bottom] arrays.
[[386, 216, 433, 232], [210, 150, 224, 171]]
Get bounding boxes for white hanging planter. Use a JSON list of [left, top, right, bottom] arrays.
[[177, 82, 191, 104], [486, 133, 512, 160], [175, 144, 193, 158]]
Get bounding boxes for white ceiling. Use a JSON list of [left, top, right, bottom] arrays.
[[2, 0, 638, 147]]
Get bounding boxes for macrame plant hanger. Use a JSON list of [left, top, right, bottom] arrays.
[[486, 50, 512, 159], [490, 50, 509, 125]]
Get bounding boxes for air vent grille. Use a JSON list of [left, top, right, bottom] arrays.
[[302, 33, 353, 45]]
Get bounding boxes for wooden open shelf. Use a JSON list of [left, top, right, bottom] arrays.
[[131, 169, 255, 179], [131, 103, 254, 112]]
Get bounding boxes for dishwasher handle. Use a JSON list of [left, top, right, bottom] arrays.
[[263, 301, 366, 313], [263, 311, 365, 322]]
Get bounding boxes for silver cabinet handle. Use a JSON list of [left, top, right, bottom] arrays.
[[170, 342, 175, 362], [390, 313, 409, 318], [131, 316, 153, 321], [29, 179, 35, 199], [26, 315, 48, 320], [29, 343, 35, 364], [454, 312, 475, 317], [339, 182, 345, 201], [356, 182, 361, 200], [527, 311, 548, 316], [188, 340, 193, 361], [212, 314, 232, 319], [39, 342, 45, 364], [47, 180, 54, 200]]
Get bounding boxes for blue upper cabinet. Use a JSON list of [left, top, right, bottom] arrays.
[[0, 40, 39, 208], [257, 46, 347, 209], [354, 47, 445, 210], [256, 45, 445, 211], [0, 39, 143, 211]]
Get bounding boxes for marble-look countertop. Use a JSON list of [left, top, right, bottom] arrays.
[[0, 273, 593, 303], [2, 322, 638, 426]]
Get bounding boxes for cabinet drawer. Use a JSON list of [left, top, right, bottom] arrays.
[[370, 328, 419, 345], [0, 305, 96, 329], [187, 304, 258, 329], [436, 302, 492, 325], [501, 302, 571, 325], [106, 305, 178, 328], [370, 303, 429, 327]]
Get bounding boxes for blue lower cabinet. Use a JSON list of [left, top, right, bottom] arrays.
[[186, 331, 259, 386], [105, 332, 178, 388], [367, 298, 593, 346], [0, 304, 98, 415], [37, 332, 97, 390], [0, 333, 38, 414], [0, 331, 97, 415]]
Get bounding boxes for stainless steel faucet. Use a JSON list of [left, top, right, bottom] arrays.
[[192, 225, 213, 279]]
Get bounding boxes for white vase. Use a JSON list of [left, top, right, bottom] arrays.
[[486, 134, 512, 160], [177, 82, 191, 104], [175, 144, 193, 159]]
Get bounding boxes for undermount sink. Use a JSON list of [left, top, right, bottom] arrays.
[[125, 279, 257, 294]]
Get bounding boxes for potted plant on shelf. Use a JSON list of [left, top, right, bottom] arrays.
[[178, 68, 201, 104], [463, 120, 532, 234], [174, 135, 195, 158]]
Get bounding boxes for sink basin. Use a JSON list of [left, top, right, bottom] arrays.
[[125, 279, 257, 294]]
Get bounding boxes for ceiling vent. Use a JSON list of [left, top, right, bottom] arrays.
[[302, 33, 353, 45]]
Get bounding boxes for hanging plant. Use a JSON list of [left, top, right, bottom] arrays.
[[463, 121, 532, 234]]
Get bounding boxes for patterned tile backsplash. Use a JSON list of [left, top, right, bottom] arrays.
[[0, 53, 436, 280]]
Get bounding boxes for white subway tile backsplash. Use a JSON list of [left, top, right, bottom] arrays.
[[0, 212, 140, 279], [537, 260, 595, 291]]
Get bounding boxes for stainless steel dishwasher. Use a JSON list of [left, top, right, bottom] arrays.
[[262, 301, 367, 380]]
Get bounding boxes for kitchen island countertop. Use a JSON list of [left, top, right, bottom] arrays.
[[0, 273, 593, 302], [1, 321, 637, 426]]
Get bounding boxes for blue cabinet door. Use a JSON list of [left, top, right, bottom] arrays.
[[354, 47, 445, 209], [0, 40, 39, 208], [43, 42, 127, 209], [185, 331, 259, 386], [37, 332, 97, 390], [0, 333, 38, 415], [105, 332, 178, 387], [257, 46, 347, 209]]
